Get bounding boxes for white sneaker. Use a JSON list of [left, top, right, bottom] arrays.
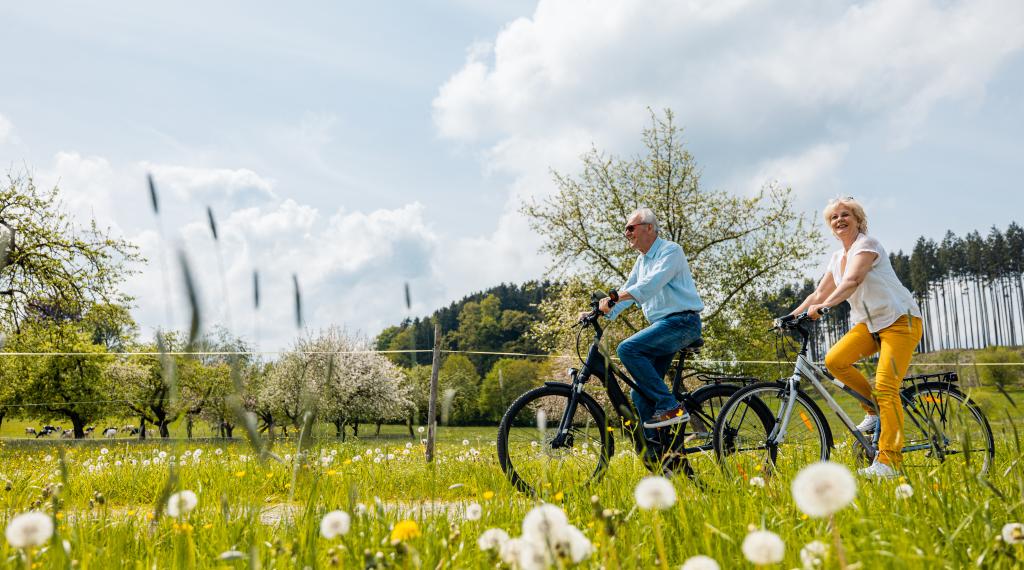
[[854, 414, 880, 434], [858, 461, 897, 479]]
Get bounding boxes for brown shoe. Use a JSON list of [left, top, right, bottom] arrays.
[[643, 406, 690, 429]]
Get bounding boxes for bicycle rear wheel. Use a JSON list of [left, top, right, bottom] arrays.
[[497, 385, 613, 496], [713, 381, 832, 483], [900, 382, 994, 477]]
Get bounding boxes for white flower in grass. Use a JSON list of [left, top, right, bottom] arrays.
[[741, 530, 785, 565], [800, 540, 828, 569], [791, 461, 856, 517], [420, 438, 428, 445], [354, 503, 368, 516], [565, 525, 593, 563], [405, 442, 413, 449], [895, 483, 914, 499], [5, 511, 53, 548], [749, 477, 765, 488], [320, 510, 351, 539], [158, 451, 168, 459], [681, 555, 720, 570], [386, 453, 395, 461], [499, 538, 531, 566], [219, 550, 245, 560], [141, 459, 151, 467], [418, 426, 425, 434], [634, 476, 676, 510], [213, 448, 222, 456], [477, 528, 509, 551], [465, 503, 482, 521], [43, 455, 53, 463], [100, 448, 109, 455], [352, 455, 362, 462], [166, 490, 198, 518], [462, 439, 470, 446], [521, 504, 570, 548], [1002, 522, 1024, 544]]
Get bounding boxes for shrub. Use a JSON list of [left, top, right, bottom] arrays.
[[975, 346, 1024, 390]]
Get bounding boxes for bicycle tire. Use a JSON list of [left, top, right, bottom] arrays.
[[899, 381, 995, 477], [658, 383, 751, 486], [713, 381, 833, 482], [497, 384, 613, 496]]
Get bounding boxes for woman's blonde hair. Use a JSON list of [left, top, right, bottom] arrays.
[[823, 196, 868, 234]]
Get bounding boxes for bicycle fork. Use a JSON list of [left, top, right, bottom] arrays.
[[550, 371, 587, 449]]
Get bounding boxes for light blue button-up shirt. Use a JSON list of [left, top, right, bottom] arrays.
[[606, 237, 704, 323]]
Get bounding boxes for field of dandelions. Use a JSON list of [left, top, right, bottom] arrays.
[[2, 410, 1024, 570]]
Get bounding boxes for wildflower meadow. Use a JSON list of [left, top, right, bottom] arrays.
[[2, 416, 1024, 569]]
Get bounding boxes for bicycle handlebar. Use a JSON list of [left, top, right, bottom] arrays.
[[773, 306, 830, 331]]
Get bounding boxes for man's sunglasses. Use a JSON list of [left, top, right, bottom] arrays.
[[624, 222, 650, 233]]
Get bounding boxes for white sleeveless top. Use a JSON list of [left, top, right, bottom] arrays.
[[827, 233, 922, 333]]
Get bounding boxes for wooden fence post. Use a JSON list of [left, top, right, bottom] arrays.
[[426, 323, 441, 462]]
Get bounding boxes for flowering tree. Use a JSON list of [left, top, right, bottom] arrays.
[[261, 327, 414, 438]]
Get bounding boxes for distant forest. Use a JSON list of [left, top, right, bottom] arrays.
[[378, 222, 1023, 364]]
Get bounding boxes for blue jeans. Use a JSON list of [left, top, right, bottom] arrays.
[[616, 312, 702, 435]]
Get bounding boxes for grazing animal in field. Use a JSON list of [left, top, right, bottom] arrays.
[[60, 429, 73, 439], [35, 426, 59, 438], [123, 425, 140, 436], [103, 427, 117, 438], [25, 427, 37, 436]]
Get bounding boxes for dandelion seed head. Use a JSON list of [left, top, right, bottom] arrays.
[[319, 510, 351, 539], [791, 461, 856, 517], [800, 540, 828, 568], [742, 530, 785, 565], [5, 511, 54, 549], [166, 490, 198, 518], [477, 527, 510, 551], [634, 476, 676, 510], [521, 504, 569, 547], [749, 477, 766, 488], [895, 483, 914, 499], [465, 502, 483, 521], [681, 555, 720, 570]]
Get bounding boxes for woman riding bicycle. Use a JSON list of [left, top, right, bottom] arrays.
[[790, 197, 923, 478]]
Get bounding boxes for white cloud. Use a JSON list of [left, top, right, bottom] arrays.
[[435, 0, 1024, 149], [745, 142, 849, 199], [142, 162, 277, 207]]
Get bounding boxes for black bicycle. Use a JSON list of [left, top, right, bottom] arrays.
[[496, 291, 768, 496], [712, 308, 995, 480]]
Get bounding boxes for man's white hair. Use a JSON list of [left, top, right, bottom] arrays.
[[631, 207, 659, 233]]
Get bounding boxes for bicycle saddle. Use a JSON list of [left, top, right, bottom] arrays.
[[679, 338, 704, 353]]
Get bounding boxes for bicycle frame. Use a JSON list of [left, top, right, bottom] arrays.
[[772, 318, 954, 460], [550, 316, 648, 452], [769, 321, 878, 457]]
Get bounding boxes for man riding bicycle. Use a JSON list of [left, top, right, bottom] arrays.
[[593, 207, 704, 434]]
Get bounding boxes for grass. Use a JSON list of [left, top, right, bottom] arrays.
[[1, 415, 1023, 569]]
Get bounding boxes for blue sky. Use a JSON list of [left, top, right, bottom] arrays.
[[2, 0, 1022, 351]]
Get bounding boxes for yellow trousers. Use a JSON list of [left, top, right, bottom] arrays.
[[824, 315, 923, 466]]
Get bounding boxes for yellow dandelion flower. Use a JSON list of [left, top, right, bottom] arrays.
[[390, 519, 421, 542], [235, 471, 246, 478], [482, 491, 494, 500], [327, 469, 337, 476], [344, 459, 352, 465], [203, 523, 213, 529], [553, 492, 564, 502], [266, 472, 274, 479], [55, 512, 64, 520]]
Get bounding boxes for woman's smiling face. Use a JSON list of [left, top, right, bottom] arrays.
[[829, 206, 858, 240]]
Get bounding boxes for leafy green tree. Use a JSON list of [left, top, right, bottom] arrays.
[[439, 354, 480, 425], [10, 319, 113, 438], [522, 110, 821, 358], [478, 358, 542, 422], [0, 172, 141, 331]]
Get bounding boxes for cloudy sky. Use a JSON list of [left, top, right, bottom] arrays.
[[2, 0, 1022, 351]]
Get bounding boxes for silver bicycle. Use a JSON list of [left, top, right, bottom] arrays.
[[712, 308, 995, 480]]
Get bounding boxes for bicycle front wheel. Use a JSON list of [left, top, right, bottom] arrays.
[[900, 382, 995, 477], [713, 381, 833, 482], [497, 385, 613, 497]]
